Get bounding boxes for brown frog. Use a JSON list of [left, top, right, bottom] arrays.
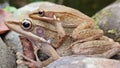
[[28, 2, 120, 57], [29, 7, 103, 48]]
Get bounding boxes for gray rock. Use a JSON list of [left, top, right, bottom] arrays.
[[92, 0, 120, 60], [3, 31, 22, 53], [17, 64, 28, 68], [0, 37, 16, 68], [93, 2, 120, 42], [46, 56, 120, 68]]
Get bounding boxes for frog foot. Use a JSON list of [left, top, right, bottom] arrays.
[[16, 52, 42, 68]]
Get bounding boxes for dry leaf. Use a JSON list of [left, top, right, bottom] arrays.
[[0, 9, 11, 34]]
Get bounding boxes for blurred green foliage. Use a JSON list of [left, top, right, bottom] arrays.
[[63, 0, 115, 16], [3, 6, 17, 13], [1, 0, 116, 16]]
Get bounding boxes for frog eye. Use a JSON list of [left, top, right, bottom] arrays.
[[21, 19, 32, 30], [38, 10, 44, 16]]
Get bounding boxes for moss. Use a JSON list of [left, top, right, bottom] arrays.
[[92, 12, 99, 23], [107, 29, 117, 34], [94, 18, 100, 29], [93, 8, 112, 21], [116, 38, 120, 42], [100, 9, 112, 17], [93, 8, 113, 29], [115, 36, 120, 42], [92, 14, 100, 29], [102, 22, 107, 27]]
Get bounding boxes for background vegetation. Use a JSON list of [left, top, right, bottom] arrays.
[[0, 0, 116, 16]]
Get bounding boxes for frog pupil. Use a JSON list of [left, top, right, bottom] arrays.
[[39, 11, 43, 15], [23, 22, 30, 28]]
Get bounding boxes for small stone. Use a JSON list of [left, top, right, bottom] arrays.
[[3, 31, 22, 52], [0, 37, 16, 68]]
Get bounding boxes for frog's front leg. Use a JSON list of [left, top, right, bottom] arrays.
[[19, 36, 42, 68], [71, 21, 103, 41], [16, 52, 42, 68], [53, 19, 66, 48], [44, 16, 66, 48], [29, 39, 60, 66], [34, 16, 66, 48], [40, 42, 60, 65]]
